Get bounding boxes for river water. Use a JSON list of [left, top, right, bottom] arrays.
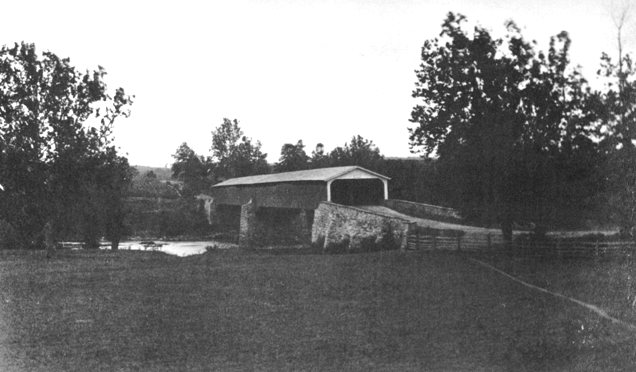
[[97, 241, 237, 257]]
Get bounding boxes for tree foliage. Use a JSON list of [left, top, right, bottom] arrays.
[[210, 118, 269, 180], [74, 148, 134, 249], [602, 145, 636, 237], [595, 18, 636, 237], [171, 142, 212, 197], [0, 42, 133, 248], [326, 135, 384, 171], [409, 13, 601, 238], [309, 143, 330, 169], [382, 158, 445, 205], [275, 140, 309, 172]]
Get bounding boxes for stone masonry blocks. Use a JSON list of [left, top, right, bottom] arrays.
[[312, 202, 411, 252]]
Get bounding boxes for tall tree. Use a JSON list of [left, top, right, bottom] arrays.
[[275, 140, 309, 172], [75, 148, 134, 249], [171, 142, 212, 197], [409, 13, 599, 239], [609, 0, 633, 142], [328, 135, 384, 171], [210, 118, 269, 180], [0, 42, 133, 248], [597, 1, 636, 237]]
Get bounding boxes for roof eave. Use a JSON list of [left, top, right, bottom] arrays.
[[211, 179, 327, 188], [325, 166, 391, 182]]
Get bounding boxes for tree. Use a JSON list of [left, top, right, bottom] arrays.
[[598, 52, 636, 147], [88, 148, 134, 250], [210, 118, 269, 180], [409, 13, 600, 240], [383, 158, 445, 205], [597, 1, 636, 237], [607, 0, 634, 145], [0, 42, 133, 248], [309, 143, 330, 169], [171, 142, 212, 197], [275, 140, 309, 172], [328, 135, 384, 171]]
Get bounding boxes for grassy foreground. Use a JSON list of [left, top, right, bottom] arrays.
[[474, 252, 636, 326], [1, 249, 636, 371]]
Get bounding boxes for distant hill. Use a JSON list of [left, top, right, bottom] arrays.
[[133, 166, 173, 181]]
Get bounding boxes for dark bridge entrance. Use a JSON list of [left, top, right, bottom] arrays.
[[330, 179, 384, 206]]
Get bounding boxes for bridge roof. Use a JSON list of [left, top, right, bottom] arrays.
[[212, 166, 389, 187]]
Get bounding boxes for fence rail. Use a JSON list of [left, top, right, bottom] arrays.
[[406, 231, 636, 258], [513, 240, 636, 258]]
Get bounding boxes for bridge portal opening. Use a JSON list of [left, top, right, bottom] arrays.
[[330, 179, 384, 206]]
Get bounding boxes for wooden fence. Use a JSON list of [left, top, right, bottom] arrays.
[[406, 224, 504, 252], [406, 231, 501, 252], [512, 239, 636, 258], [406, 227, 636, 258]]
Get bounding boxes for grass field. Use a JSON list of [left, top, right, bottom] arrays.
[[473, 252, 636, 326], [1, 249, 636, 371]]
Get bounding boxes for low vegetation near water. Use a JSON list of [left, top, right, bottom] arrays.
[[1, 249, 636, 371]]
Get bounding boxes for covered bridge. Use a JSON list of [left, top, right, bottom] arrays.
[[207, 166, 390, 247]]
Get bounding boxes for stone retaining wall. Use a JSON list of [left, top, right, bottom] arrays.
[[312, 202, 412, 252]]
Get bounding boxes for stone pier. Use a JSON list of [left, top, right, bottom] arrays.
[[238, 199, 258, 248], [237, 199, 313, 248]]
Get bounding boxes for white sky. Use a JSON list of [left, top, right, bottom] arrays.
[[0, 0, 632, 167]]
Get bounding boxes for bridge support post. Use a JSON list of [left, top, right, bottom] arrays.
[[296, 209, 312, 244], [239, 199, 257, 248], [207, 198, 218, 226]]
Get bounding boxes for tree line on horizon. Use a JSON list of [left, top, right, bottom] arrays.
[[169, 119, 386, 196], [171, 12, 636, 241], [3, 10, 636, 249], [169, 118, 443, 204]]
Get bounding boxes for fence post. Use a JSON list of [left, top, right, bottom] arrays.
[[415, 229, 420, 251], [487, 234, 492, 250], [595, 239, 599, 259]]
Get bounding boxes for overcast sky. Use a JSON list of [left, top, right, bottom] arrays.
[[0, 0, 632, 167]]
